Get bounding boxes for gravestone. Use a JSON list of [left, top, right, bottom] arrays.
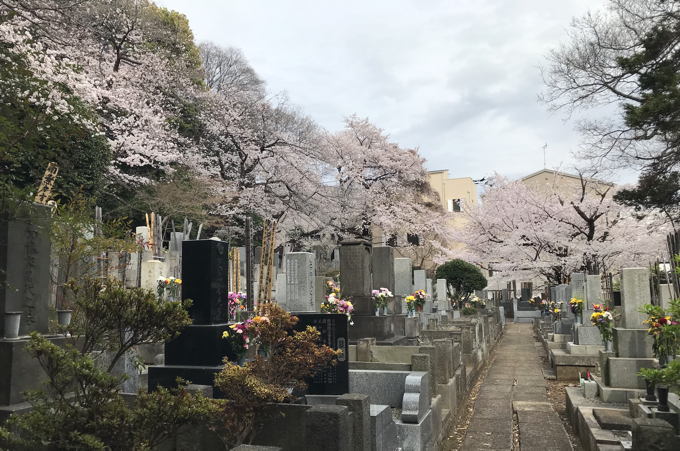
[[585, 275, 601, 310], [394, 258, 412, 297], [285, 252, 316, 312], [0, 203, 52, 336], [148, 239, 232, 393], [339, 241, 371, 299], [413, 270, 426, 292], [124, 251, 139, 288], [520, 287, 531, 302], [140, 259, 165, 292], [573, 325, 602, 345], [555, 284, 572, 309], [295, 313, 349, 395], [275, 273, 286, 306], [659, 284, 674, 311], [436, 279, 448, 311], [550, 286, 557, 301], [371, 246, 395, 292], [570, 272, 586, 300], [342, 241, 398, 342], [621, 267, 650, 329]]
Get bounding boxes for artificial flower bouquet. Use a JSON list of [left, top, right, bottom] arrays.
[[641, 304, 679, 366], [321, 292, 354, 324], [221, 314, 271, 363], [157, 276, 182, 301], [590, 304, 614, 345], [406, 290, 427, 313], [228, 291, 248, 321], [569, 297, 584, 315], [371, 287, 394, 311]]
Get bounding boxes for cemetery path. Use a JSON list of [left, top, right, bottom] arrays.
[[455, 322, 574, 451]]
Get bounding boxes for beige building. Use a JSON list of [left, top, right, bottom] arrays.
[[521, 169, 614, 199], [371, 170, 479, 272], [427, 170, 478, 214]]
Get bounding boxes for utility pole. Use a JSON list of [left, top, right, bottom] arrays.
[[543, 143, 548, 169]]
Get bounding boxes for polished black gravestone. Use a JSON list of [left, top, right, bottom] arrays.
[[294, 313, 349, 395], [148, 239, 233, 393]]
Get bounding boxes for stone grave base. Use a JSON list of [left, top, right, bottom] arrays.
[[0, 335, 76, 408], [566, 385, 680, 450], [147, 364, 222, 395], [349, 315, 399, 342], [549, 348, 599, 380], [513, 309, 542, 323], [566, 342, 604, 356]]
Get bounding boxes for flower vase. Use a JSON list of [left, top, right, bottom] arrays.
[[645, 380, 657, 402], [3, 311, 22, 339], [416, 304, 424, 313], [375, 308, 380, 317], [604, 340, 612, 352], [57, 309, 73, 327], [657, 386, 670, 412]]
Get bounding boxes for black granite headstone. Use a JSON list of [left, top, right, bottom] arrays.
[[181, 240, 229, 324], [148, 239, 232, 393], [294, 313, 349, 395]]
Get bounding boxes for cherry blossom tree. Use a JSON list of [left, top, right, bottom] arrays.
[[321, 116, 454, 259], [0, 0, 205, 186], [454, 174, 669, 285]]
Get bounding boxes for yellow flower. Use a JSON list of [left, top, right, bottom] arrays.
[[222, 331, 229, 338], [175, 279, 182, 284]]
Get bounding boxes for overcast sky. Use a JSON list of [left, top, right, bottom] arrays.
[[157, 0, 632, 183]]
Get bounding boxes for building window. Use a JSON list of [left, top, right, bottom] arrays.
[[406, 233, 420, 246], [447, 199, 462, 212]]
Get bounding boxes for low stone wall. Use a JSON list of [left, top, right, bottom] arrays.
[[244, 310, 504, 450]]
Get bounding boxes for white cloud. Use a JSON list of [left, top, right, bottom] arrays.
[[157, 0, 633, 182]]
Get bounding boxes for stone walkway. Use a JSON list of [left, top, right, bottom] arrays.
[[460, 322, 573, 450]]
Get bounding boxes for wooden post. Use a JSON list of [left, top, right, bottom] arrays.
[[245, 216, 254, 311]]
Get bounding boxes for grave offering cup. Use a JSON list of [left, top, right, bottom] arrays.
[[645, 380, 657, 402], [57, 309, 72, 327], [657, 386, 670, 412], [3, 311, 21, 339]]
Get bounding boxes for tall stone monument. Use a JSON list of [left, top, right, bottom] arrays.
[[413, 270, 426, 292], [148, 239, 231, 392], [371, 246, 395, 292], [341, 240, 399, 342], [1, 203, 73, 419], [585, 274, 601, 310], [570, 272, 586, 300], [285, 252, 316, 312], [0, 203, 52, 336], [436, 279, 448, 312], [621, 267, 651, 329], [339, 240, 372, 315], [394, 258, 412, 297]]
